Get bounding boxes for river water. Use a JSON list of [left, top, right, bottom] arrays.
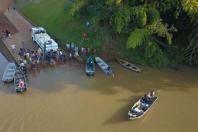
[[0, 53, 198, 132]]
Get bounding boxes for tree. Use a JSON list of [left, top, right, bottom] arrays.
[[70, 0, 198, 66]]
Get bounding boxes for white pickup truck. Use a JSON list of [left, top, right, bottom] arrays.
[[31, 27, 58, 52]]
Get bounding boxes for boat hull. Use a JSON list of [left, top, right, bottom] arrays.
[[128, 96, 157, 120], [95, 57, 113, 76], [117, 58, 141, 72], [2, 63, 16, 83]]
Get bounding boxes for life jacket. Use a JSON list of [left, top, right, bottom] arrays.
[[19, 80, 25, 88]]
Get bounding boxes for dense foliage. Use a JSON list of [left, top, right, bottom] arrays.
[[70, 0, 198, 67]]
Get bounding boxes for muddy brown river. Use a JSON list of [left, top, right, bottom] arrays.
[[0, 53, 198, 132]]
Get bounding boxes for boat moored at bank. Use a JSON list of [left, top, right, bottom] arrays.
[[95, 57, 114, 76], [14, 70, 27, 93], [85, 57, 95, 76], [117, 58, 141, 72], [2, 63, 16, 83]]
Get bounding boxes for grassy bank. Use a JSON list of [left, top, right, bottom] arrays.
[[15, 0, 178, 67], [16, 0, 103, 51], [15, 0, 150, 64]]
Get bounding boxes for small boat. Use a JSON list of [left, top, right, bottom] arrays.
[[2, 63, 16, 83], [85, 57, 95, 76], [95, 57, 114, 76], [128, 91, 157, 120], [14, 70, 27, 93], [117, 58, 141, 72]]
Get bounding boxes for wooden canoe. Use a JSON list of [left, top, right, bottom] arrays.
[[117, 58, 141, 72]]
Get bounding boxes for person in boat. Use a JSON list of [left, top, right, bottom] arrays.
[[107, 66, 111, 71], [147, 91, 155, 100], [19, 62, 27, 74], [141, 100, 150, 111], [90, 59, 94, 68], [131, 105, 144, 116], [18, 79, 25, 88], [87, 58, 92, 68], [150, 90, 155, 97], [19, 62, 25, 67], [141, 91, 155, 104]]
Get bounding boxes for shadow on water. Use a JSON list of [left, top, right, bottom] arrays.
[[103, 95, 141, 125], [20, 60, 198, 94]]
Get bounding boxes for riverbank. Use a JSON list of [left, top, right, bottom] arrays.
[[14, 0, 170, 67]]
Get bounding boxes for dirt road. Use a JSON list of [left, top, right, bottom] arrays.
[[0, 0, 13, 13], [1, 2, 36, 61]]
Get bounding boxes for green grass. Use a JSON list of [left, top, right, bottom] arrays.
[[16, 0, 103, 50]]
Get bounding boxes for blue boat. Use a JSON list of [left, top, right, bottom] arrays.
[[85, 57, 95, 76]]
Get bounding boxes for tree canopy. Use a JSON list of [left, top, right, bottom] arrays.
[[70, 0, 198, 66]]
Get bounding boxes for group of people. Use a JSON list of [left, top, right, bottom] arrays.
[[141, 91, 155, 105], [17, 47, 67, 69], [65, 43, 97, 58], [15, 41, 98, 72]]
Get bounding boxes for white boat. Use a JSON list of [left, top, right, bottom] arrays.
[[128, 92, 157, 120], [95, 57, 113, 76], [117, 58, 141, 72], [2, 63, 16, 83]]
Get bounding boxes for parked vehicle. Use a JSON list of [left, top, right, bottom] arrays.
[[31, 27, 58, 52]]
